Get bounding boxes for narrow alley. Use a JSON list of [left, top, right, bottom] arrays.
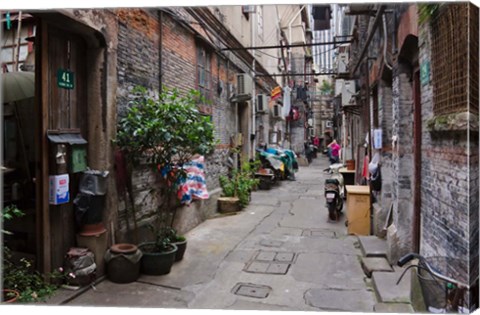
[[60, 158, 377, 312]]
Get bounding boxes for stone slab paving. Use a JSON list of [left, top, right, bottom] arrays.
[[305, 288, 377, 312], [65, 280, 195, 308], [372, 269, 412, 303], [358, 235, 388, 257], [361, 257, 394, 277], [374, 302, 415, 313], [62, 157, 379, 312]]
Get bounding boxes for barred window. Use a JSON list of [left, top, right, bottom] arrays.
[[431, 3, 479, 115], [197, 45, 212, 104]]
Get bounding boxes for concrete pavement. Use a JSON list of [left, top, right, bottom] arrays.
[[52, 156, 379, 311]]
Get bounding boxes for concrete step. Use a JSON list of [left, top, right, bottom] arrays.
[[357, 235, 388, 258], [372, 268, 412, 304], [361, 257, 393, 277], [374, 302, 415, 313]]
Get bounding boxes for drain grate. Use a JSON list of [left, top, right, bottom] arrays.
[[232, 283, 272, 298]]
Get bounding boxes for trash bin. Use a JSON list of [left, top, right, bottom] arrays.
[[74, 170, 109, 236]]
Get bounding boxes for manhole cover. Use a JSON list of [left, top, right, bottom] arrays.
[[244, 261, 290, 275], [232, 283, 271, 299], [266, 263, 290, 274], [275, 252, 295, 263], [256, 251, 276, 261], [244, 261, 270, 273]]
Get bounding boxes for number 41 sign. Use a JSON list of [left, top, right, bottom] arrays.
[[57, 69, 74, 89]]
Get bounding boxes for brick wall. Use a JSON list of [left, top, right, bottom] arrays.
[[114, 9, 244, 239], [418, 19, 471, 279], [116, 9, 160, 117]]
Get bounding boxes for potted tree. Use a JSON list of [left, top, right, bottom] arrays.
[[115, 86, 216, 275]]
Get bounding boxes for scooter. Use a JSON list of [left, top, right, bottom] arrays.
[[324, 163, 344, 221]]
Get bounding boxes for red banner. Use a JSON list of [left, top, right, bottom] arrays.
[[271, 86, 282, 101]]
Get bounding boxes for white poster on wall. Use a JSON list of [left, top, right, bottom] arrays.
[[373, 129, 382, 149]]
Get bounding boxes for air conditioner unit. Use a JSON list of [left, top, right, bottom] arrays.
[[256, 94, 268, 113], [237, 73, 253, 97], [242, 5, 256, 13], [337, 53, 349, 74], [342, 80, 356, 106], [272, 104, 282, 118]]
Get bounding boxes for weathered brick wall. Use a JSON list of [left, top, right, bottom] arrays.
[[418, 19, 470, 278], [114, 9, 242, 240], [379, 81, 394, 211], [390, 61, 415, 259], [161, 12, 196, 94], [116, 9, 160, 117], [470, 130, 479, 285]]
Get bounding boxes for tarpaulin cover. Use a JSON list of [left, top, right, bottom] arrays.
[[177, 156, 209, 205]]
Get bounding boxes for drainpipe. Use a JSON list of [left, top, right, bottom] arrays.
[[158, 10, 163, 92], [382, 13, 392, 70], [251, 8, 256, 159]]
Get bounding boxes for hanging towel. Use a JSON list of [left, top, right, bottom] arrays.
[[177, 156, 209, 205], [362, 155, 370, 180]]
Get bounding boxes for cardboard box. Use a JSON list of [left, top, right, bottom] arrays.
[[345, 185, 371, 235], [49, 174, 70, 205]]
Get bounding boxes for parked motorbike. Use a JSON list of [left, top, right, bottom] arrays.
[[256, 148, 284, 182], [324, 163, 345, 221]]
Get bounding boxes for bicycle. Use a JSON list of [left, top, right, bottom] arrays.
[[396, 253, 470, 313]]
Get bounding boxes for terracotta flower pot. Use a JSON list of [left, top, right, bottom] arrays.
[[3, 289, 20, 303], [218, 196, 240, 213]]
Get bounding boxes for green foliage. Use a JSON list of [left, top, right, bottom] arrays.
[[2, 207, 63, 302], [114, 86, 215, 250], [115, 86, 216, 170], [1, 204, 25, 235], [320, 80, 333, 95], [418, 3, 441, 25], [219, 162, 260, 208], [2, 251, 60, 302]]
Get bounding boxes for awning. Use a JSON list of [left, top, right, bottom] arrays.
[[47, 131, 87, 145]]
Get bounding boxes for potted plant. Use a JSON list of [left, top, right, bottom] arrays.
[[218, 162, 259, 213], [115, 86, 216, 275], [159, 226, 187, 262]]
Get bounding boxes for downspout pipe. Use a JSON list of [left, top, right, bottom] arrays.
[[382, 13, 393, 70], [158, 10, 163, 92], [352, 5, 386, 75]]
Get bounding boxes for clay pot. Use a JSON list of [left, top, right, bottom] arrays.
[[3, 289, 20, 303]]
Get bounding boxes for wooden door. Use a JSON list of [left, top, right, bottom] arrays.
[[39, 22, 88, 272]]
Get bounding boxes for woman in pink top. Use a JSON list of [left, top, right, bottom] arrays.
[[328, 139, 341, 164]]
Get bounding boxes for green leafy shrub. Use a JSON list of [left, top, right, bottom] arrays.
[[219, 162, 260, 208], [2, 205, 63, 302], [114, 86, 216, 251]]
